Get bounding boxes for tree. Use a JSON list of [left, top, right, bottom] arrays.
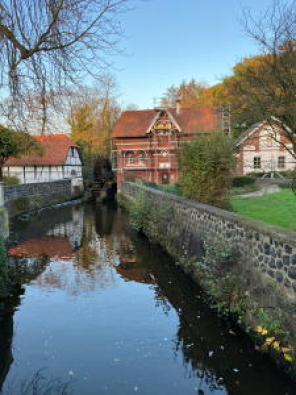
[[0, 0, 131, 129], [160, 79, 224, 108], [178, 133, 235, 209], [0, 126, 42, 180], [68, 75, 120, 175], [224, 0, 296, 156]]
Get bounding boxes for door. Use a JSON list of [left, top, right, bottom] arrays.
[[161, 171, 170, 184]]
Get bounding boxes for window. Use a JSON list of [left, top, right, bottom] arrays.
[[126, 152, 135, 166], [71, 147, 75, 158], [278, 156, 285, 169], [254, 157, 261, 169], [138, 152, 146, 165]]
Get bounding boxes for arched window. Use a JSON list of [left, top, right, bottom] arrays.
[[126, 152, 135, 166]]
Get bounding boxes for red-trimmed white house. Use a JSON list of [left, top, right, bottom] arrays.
[[236, 122, 296, 175], [3, 134, 83, 184]]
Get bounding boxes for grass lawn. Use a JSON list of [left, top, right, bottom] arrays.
[[231, 189, 296, 230]]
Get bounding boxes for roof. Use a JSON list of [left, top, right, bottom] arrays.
[[6, 134, 79, 166], [111, 107, 221, 138], [235, 122, 265, 147]]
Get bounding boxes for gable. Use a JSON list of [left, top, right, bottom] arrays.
[[236, 122, 286, 148], [147, 110, 181, 134], [65, 147, 83, 165]]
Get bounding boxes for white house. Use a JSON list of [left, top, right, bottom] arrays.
[[4, 134, 83, 184], [236, 121, 296, 175]]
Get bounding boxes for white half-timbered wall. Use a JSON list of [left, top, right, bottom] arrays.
[[3, 147, 83, 184]]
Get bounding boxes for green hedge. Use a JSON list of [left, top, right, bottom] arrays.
[[232, 176, 255, 187]]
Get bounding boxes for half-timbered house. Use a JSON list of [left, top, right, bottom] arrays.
[[111, 106, 231, 188], [3, 134, 83, 184]]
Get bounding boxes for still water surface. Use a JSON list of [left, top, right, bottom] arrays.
[[1, 203, 295, 394]]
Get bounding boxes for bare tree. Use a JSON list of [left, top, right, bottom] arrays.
[[0, 0, 131, 131], [67, 74, 120, 174], [231, 0, 296, 158]]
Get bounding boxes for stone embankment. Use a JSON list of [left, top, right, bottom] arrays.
[[4, 179, 84, 218], [120, 181, 296, 378]]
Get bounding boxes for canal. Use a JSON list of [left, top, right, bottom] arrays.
[[1, 202, 295, 394]]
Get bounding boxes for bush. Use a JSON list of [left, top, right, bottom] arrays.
[[178, 133, 235, 208], [3, 175, 20, 186], [129, 189, 152, 231], [232, 176, 255, 187]]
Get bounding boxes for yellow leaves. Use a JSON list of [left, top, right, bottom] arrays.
[[272, 341, 280, 350], [255, 326, 268, 335], [265, 337, 276, 346], [281, 347, 292, 354], [254, 325, 294, 363], [283, 354, 294, 363]]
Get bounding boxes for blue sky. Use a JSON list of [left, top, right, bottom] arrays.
[[112, 0, 272, 109]]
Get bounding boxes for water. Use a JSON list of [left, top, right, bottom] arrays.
[[1, 203, 295, 394]]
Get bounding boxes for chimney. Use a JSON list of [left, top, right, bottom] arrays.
[[176, 97, 182, 115]]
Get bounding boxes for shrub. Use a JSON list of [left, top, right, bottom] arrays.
[[232, 176, 255, 187], [3, 175, 20, 186], [129, 190, 152, 231], [178, 133, 235, 208]]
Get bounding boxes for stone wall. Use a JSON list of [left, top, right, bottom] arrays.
[[121, 181, 296, 375], [4, 180, 83, 218], [122, 181, 296, 296]]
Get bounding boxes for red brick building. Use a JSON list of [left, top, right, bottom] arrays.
[[111, 106, 231, 188], [236, 121, 296, 175]]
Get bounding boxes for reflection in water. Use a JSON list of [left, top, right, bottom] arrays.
[[0, 203, 294, 394]]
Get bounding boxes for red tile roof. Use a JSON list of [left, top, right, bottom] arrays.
[[6, 134, 79, 166], [111, 107, 221, 138]]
